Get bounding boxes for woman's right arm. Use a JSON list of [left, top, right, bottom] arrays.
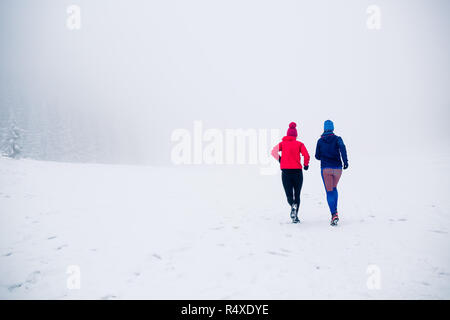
[[271, 142, 282, 162]]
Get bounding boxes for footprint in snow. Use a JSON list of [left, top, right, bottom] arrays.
[[267, 251, 289, 257], [152, 253, 162, 260], [3, 252, 13, 257], [101, 294, 118, 300], [25, 271, 42, 285], [8, 283, 22, 292], [127, 272, 141, 283], [9, 271, 42, 291], [56, 244, 68, 250], [430, 230, 447, 234], [47, 236, 57, 240]]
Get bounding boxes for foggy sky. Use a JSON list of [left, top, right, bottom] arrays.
[[1, 0, 449, 164]]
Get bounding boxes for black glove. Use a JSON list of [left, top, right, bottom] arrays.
[[303, 165, 309, 171], [278, 156, 281, 163], [343, 163, 348, 170]]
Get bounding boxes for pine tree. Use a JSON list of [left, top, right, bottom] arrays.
[[1, 120, 23, 159]]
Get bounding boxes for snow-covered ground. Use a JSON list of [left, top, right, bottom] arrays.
[[0, 155, 449, 299]]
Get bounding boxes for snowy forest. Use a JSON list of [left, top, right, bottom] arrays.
[[0, 80, 152, 163]]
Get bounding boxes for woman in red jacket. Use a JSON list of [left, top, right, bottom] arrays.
[[271, 122, 310, 223]]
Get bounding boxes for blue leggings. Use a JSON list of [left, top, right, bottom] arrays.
[[321, 168, 342, 215]]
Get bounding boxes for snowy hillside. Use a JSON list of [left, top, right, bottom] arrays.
[[0, 155, 449, 299]]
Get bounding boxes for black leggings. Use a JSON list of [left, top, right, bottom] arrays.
[[281, 169, 303, 209]]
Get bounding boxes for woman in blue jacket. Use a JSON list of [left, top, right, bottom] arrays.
[[315, 120, 348, 226]]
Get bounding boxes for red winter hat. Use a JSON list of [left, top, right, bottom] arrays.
[[286, 122, 297, 137]]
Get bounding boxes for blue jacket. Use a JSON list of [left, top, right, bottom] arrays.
[[315, 133, 348, 169]]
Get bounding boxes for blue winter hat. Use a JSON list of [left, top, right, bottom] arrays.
[[324, 120, 334, 132]]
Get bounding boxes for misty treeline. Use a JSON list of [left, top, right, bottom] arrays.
[[0, 104, 109, 163], [0, 83, 151, 164]]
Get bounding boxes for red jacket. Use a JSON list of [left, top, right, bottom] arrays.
[[271, 136, 310, 169]]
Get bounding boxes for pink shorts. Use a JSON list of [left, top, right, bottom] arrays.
[[322, 168, 342, 192]]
